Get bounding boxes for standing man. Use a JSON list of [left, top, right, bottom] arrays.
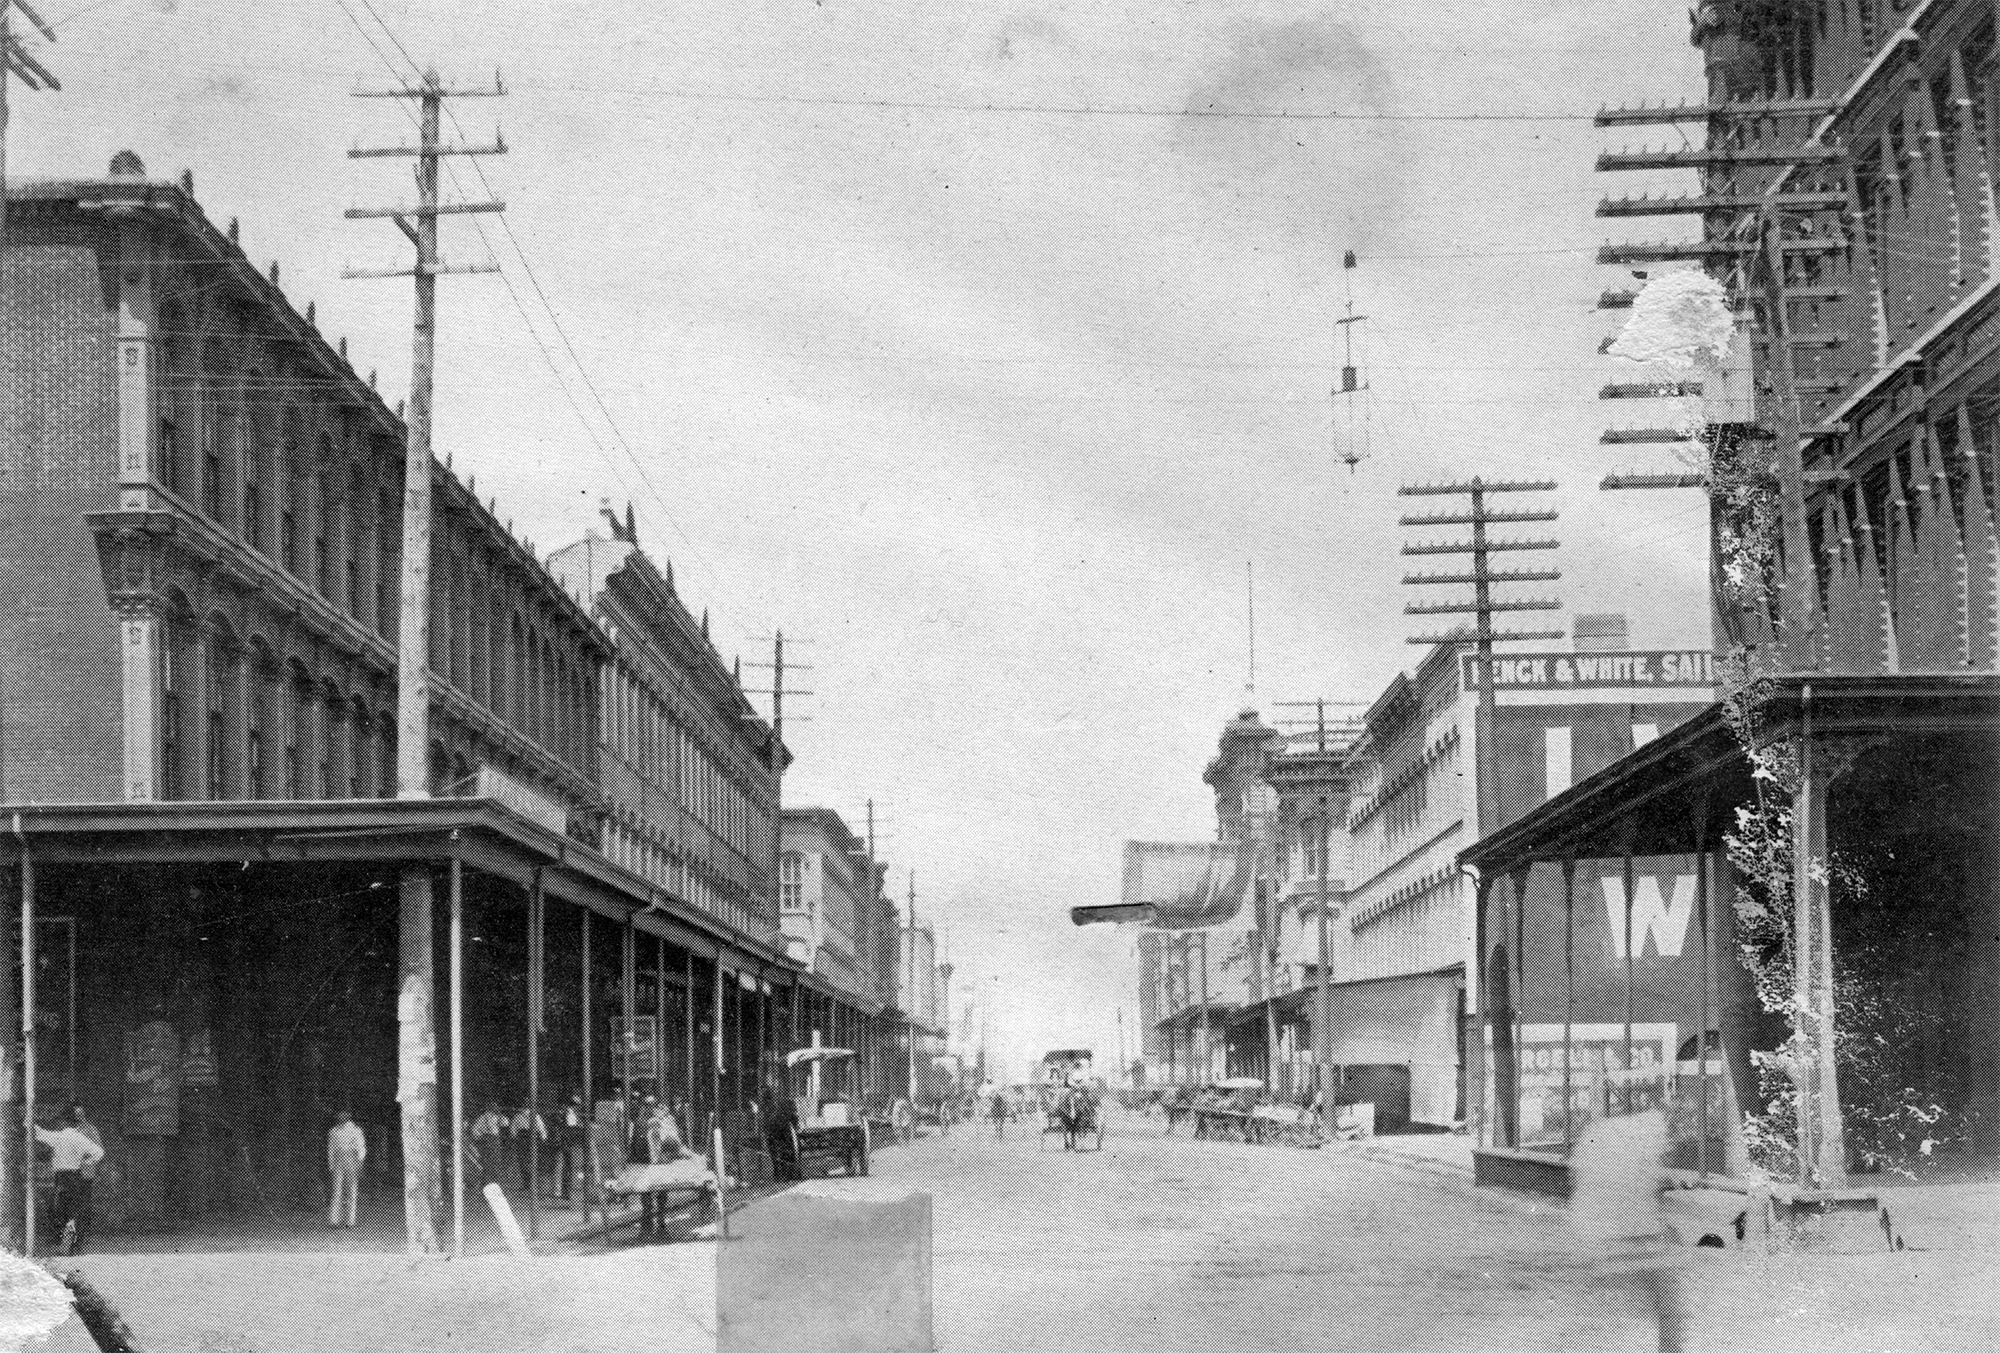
[[327, 1109, 366, 1228], [36, 1111, 105, 1254], [556, 1092, 586, 1204]]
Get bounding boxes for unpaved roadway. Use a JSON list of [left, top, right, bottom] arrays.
[[866, 1108, 1998, 1353]]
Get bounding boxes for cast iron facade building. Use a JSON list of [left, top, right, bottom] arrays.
[[0, 157, 800, 1250]]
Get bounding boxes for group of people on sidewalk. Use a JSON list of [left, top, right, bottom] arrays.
[[323, 1092, 596, 1229]]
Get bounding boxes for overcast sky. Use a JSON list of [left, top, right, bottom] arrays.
[[19, 0, 1707, 1080]]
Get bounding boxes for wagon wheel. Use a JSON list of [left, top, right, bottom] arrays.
[[855, 1124, 871, 1177]]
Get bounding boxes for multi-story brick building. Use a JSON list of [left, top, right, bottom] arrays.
[[3, 154, 604, 821], [777, 807, 914, 1101], [0, 156, 799, 1250], [1466, 2, 2000, 1193], [549, 517, 781, 944]]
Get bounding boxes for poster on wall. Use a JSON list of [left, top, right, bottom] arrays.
[[123, 1020, 182, 1136], [1506, 1022, 1677, 1148], [610, 1015, 659, 1082], [181, 1027, 219, 1088]]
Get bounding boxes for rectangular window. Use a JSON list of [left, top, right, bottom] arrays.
[[203, 450, 223, 520], [780, 853, 804, 912], [243, 480, 261, 551], [158, 420, 179, 493]]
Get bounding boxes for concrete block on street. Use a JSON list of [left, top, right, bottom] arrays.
[[719, 1179, 932, 1353]]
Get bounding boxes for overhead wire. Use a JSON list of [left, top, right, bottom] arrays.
[[343, 0, 739, 626]]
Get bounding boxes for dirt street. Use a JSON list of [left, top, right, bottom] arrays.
[[867, 1108, 1999, 1353]]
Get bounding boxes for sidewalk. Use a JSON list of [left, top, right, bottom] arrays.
[[1328, 1129, 1477, 1184]]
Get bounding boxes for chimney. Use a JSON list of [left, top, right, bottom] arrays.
[[1572, 613, 1629, 653]]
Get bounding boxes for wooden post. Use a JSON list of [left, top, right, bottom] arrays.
[[450, 857, 465, 1257], [1792, 695, 1849, 1188], [684, 946, 696, 1133], [1561, 857, 1575, 1151], [1, 850, 18, 1250], [711, 954, 724, 1138], [581, 908, 592, 1117], [620, 915, 635, 1103], [397, 865, 442, 1253], [527, 866, 541, 1241], [1316, 790, 1333, 1138]]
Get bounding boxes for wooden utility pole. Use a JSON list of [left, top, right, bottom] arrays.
[[1401, 478, 1562, 1143], [1, 0, 57, 1255], [345, 66, 505, 1256], [906, 872, 919, 1105], [1400, 479, 1564, 835]]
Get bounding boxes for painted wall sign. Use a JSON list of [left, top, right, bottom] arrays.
[[123, 1021, 181, 1137], [1463, 650, 1718, 690]]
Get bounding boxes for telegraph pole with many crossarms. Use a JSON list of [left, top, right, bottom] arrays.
[[344, 67, 505, 1257], [1400, 478, 1564, 836]]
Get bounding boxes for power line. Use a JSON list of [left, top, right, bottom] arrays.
[[512, 82, 1599, 123]]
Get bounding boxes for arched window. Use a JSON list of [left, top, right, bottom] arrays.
[[321, 680, 345, 798], [156, 300, 194, 497], [247, 639, 277, 801], [350, 696, 371, 798], [508, 613, 526, 726], [286, 660, 312, 799], [446, 551, 466, 690], [376, 485, 397, 640], [450, 753, 472, 798], [525, 627, 543, 747], [243, 371, 271, 551], [199, 339, 230, 524], [161, 602, 199, 802], [428, 740, 449, 798], [279, 409, 303, 574], [312, 459, 333, 599], [378, 712, 397, 796], [468, 559, 488, 706], [205, 617, 242, 801], [346, 464, 368, 621]]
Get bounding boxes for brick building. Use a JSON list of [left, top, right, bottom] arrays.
[[0, 156, 798, 1251], [1466, 0, 2000, 1196], [778, 807, 912, 1102]]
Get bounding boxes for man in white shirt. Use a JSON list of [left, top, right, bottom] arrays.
[[35, 1114, 105, 1253], [327, 1109, 367, 1228]]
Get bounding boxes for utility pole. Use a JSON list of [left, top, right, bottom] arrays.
[[907, 872, 919, 1106], [1271, 698, 1360, 1137], [1, 0, 58, 1256], [345, 66, 505, 1256], [1401, 478, 1561, 1145], [1400, 478, 1564, 836]]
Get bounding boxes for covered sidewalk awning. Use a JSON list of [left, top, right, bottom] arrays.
[[1455, 673, 2000, 1186], [1461, 675, 1995, 876], [0, 796, 800, 971], [1155, 1000, 1234, 1031]]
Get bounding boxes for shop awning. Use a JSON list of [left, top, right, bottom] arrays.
[[0, 796, 803, 972]]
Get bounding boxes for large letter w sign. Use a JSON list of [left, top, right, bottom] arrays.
[[1601, 873, 1696, 959]]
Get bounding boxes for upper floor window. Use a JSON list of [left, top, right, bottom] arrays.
[[158, 419, 179, 495], [780, 853, 805, 912]]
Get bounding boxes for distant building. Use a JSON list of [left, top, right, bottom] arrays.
[[777, 807, 917, 1100], [549, 520, 782, 944]]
